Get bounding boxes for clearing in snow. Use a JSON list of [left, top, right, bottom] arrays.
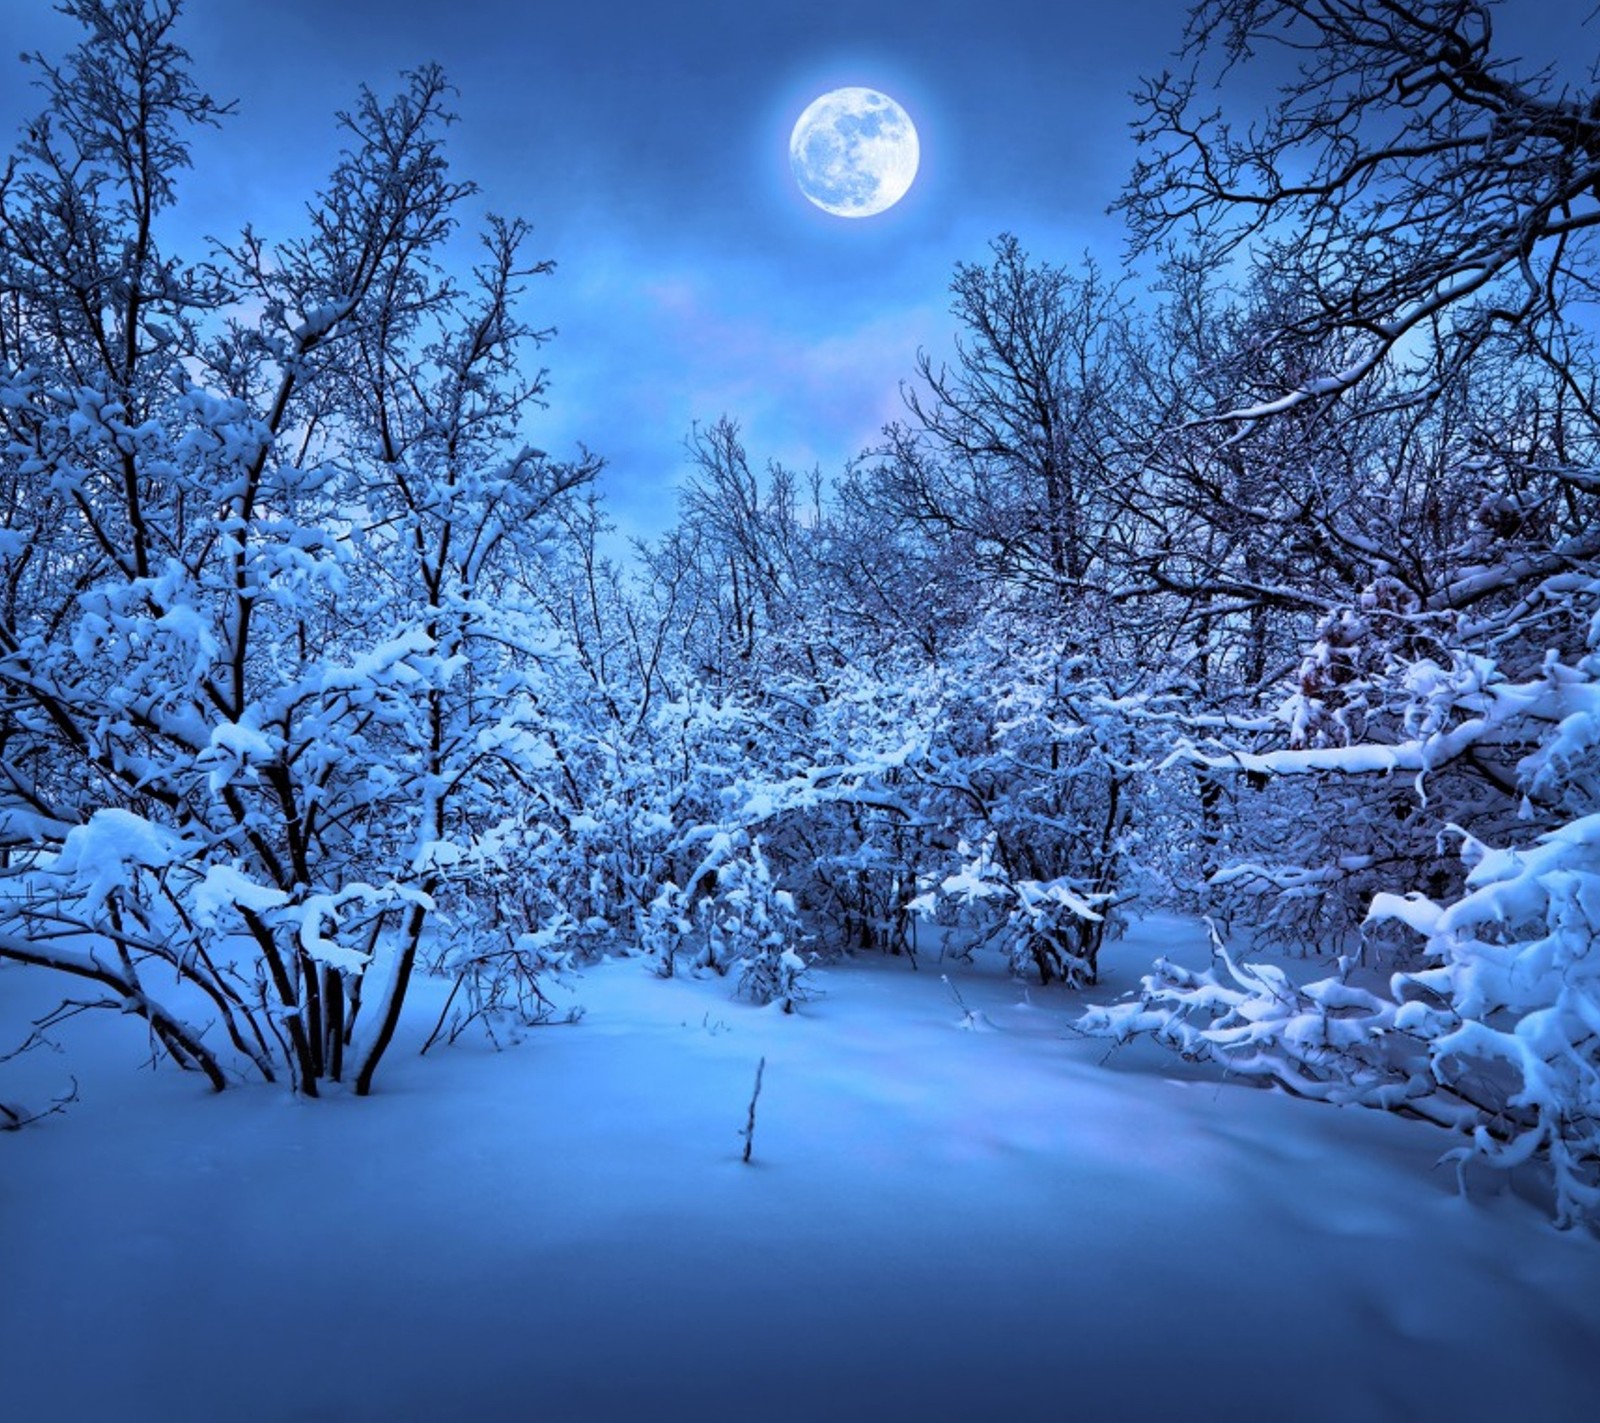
[[4, 916, 1598, 1422]]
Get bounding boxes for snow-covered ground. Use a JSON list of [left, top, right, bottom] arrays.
[[4, 916, 1598, 1422]]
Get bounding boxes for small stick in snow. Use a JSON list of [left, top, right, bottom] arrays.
[[942, 972, 970, 1015], [740, 1056, 766, 1164], [943, 973, 993, 1031]]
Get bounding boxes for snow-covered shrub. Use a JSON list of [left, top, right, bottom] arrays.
[[1187, 601, 1500, 959], [1079, 921, 1426, 1113], [0, 5, 596, 1096], [754, 659, 937, 962], [1089, 632, 1600, 1225], [881, 615, 1154, 985], [720, 841, 812, 1012], [640, 832, 811, 1010], [690, 839, 809, 1009], [420, 913, 583, 1054], [639, 878, 695, 979], [1370, 810, 1600, 1225], [915, 834, 1111, 987]]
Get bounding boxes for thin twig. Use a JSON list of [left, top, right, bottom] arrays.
[[740, 1056, 766, 1164]]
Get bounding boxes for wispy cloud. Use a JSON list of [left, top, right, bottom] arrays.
[[532, 244, 952, 540]]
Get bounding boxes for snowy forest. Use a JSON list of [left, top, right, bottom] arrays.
[[4, 0, 1600, 1322]]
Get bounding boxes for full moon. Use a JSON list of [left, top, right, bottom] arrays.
[[789, 87, 919, 219]]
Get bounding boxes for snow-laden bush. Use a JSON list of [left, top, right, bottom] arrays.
[[699, 838, 810, 1012], [1190, 616, 1504, 958], [1088, 632, 1600, 1225], [0, 4, 595, 1096], [641, 833, 812, 1011], [1079, 920, 1434, 1113], [1367, 808, 1600, 1226], [914, 834, 1111, 988], [879, 616, 1155, 985]]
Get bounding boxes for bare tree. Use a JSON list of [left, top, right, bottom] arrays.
[[1123, 0, 1600, 421], [878, 236, 1142, 603]]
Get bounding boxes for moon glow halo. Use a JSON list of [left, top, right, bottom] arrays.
[[789, 88, 919, 218]]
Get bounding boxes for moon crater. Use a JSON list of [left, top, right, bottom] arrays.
[[790, 88, 919, 219]]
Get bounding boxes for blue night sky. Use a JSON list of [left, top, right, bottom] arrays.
[[1, 0, 1594, 539]]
